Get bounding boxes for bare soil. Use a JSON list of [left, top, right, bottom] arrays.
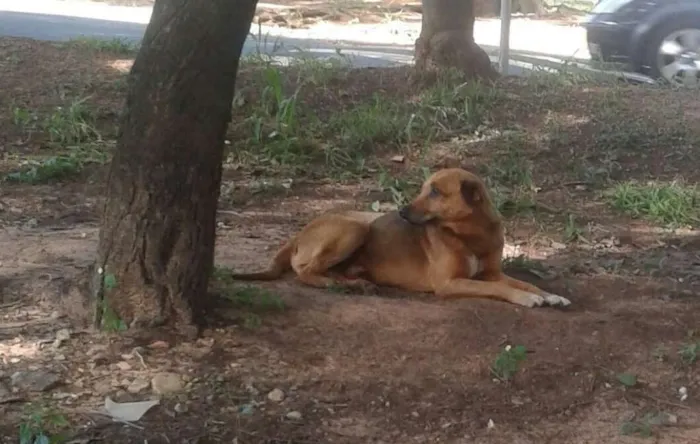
[[1, 36, 700, 443]]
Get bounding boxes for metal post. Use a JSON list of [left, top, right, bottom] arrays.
[[499, 0, 511, 75]]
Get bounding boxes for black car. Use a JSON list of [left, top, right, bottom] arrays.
[[583, 0, 700, 87]]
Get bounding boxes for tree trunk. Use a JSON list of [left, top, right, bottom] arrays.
[[91, 0, 258, 334], [415, 0, 498, 80]]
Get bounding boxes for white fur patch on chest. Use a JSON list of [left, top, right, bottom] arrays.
[[465, 254, 484, 279]]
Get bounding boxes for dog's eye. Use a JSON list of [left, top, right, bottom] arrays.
[[429, 186, 441, 198]]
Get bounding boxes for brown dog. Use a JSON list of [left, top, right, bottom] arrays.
[[231, 168, 570, 308]]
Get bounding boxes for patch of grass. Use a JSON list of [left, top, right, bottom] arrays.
[[224, 285, 286, 312], [3, 145, 109, 184], [19, 403, 69, 444], [490, 344, 528, 381], [620, 411, 677, 438], [679, 342, 699, 365], [620, 418, 653, 438], [569, 150, 621, 185], [11, 106, 38, 133], [564, 213, 584, 242], [481, 131, 538, 216], [608, 181, 700, 227], [376, 167, 429, 207], [593, 110, 691, 153], [329, 96, 418, 153], [232, 62, 502, 177], [288, 53, 351, 85], [418, 74, 500, 134], [502, 255, 546, 272], [68, 36, 139, 55], [100, 272, 127, 332], [44, 98, 101, 146], [615, 372, 638, 387], [211, 266, 286, 326]]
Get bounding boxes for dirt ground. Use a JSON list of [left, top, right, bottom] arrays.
[[1, 36, 700, 443]]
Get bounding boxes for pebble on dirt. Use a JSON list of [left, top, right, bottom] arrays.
[[267, 388, 285, 402], [127, 378, 151, 394], [10, 370, 61, 392], [286, 411, 302, 420], [151, 372, 184, 395]]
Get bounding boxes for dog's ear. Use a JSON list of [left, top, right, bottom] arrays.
[[460, 180, 482, 206]]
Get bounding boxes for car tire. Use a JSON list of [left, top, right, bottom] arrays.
[[642, 15, 700, 84]]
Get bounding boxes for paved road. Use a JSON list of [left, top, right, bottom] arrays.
[[0, 10, 421, 68], [0, 0, 652, 81]]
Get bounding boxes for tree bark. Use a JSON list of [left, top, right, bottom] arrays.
[[415, 0, 499, 80], [91, 0, 258, 334]]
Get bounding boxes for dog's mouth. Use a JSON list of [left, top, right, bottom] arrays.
[[398, 207, 434, 225]]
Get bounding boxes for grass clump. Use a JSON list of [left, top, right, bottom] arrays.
[[4, 146, 109, 184], [608, 181, 699, 227], [44, 98, 101, 146], [490, 344, 528, 381], [67, 36, 139, 55], [19, 403, 69, 444], [211, 266, 286, 329], [230, 61, 502, 177]]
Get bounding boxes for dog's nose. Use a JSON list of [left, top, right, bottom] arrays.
[[398, 207, 409, 219]]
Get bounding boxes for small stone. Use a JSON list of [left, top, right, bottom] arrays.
[[10, 371, 61, 392], [55, 328, 71, 342], [487, 419, 495, 429], [648, 412, 678, 426], [93, 380, 112, 395], [238, 403, 255, 416], [174, 402, 188, 413], [286, 411, 302, 420], [148, 340, 170, 349], [127, 378, 151, 393], [411, 411, 419, 418], [244, 382, 259, 396], [54, 354, 66, 361], [116, 361, 132, 371], [87, 344, 108, 355], [22, 218, 38, 229], [151, 372, 184, 395], [267, 388, 285, 402]]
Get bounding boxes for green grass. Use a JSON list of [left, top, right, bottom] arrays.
[[679, 342, 699, 365], [67, 36, 139, 55], [490, 344, 528, 381], [229, 62, 502, 177], [608, 181, 699, 227], [19, 403, 69, 444], [3, 146, 109, 184], [211, 266, 286, 329]]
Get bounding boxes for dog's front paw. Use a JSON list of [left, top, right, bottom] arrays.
[[516, 292, 545, 308], [543, 293, 571, 307]]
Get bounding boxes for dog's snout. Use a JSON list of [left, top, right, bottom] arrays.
[[398, 206, 410, 219]]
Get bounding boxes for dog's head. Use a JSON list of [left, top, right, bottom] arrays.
[[398, 168, 498, 226]]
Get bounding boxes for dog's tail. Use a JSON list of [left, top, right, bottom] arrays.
[[231, 239, 295, 281]]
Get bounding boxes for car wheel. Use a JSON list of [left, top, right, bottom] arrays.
[[643, 16, 700, 87]]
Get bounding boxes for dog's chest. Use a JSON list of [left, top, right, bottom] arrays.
[[465, 254, 484, 278]]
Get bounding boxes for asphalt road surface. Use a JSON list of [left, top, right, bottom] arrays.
[[0, 7, 556, 74], [0, 3, 650, 81]]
